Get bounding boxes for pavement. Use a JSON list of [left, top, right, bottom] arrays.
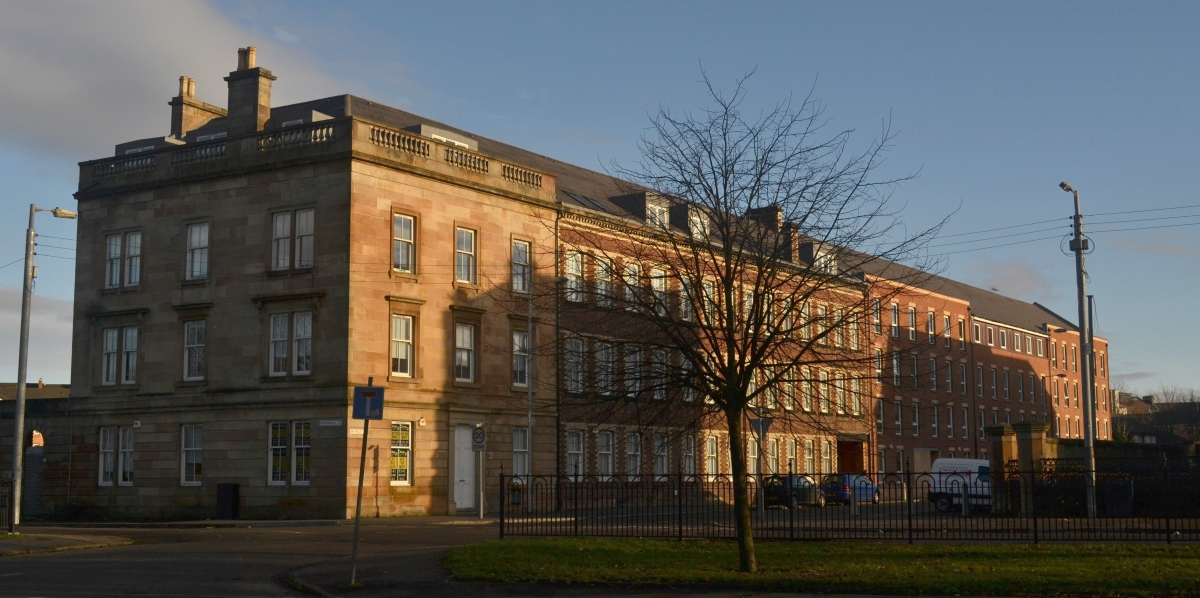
[[0, 518, 978, 598]]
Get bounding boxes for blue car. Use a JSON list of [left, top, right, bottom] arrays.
[[821, 474, 881, 505]]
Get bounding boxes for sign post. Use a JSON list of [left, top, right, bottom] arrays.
[[350, 380, 384, 587], [749, 416, 773, 514], [472, 424, 486, 519]]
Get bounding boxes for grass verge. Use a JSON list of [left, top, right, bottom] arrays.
[[444, 538, 1200, 596]]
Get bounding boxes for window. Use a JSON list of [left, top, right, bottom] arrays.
[[647, 202, 669, 228], [990, 367, 997, 398], [565, 338, 584, 393], [454, 228, 476, 284], [269, 422, 289, 485], [392, 214, 415, 273], [105, 234, 121, 288], [892, 352, 901, 387], [596, 258, 613, 307], [181, 424, 203, 485], [805, 439, 815, 473], [650, 349, 668, 400], [651, 269, 667, 316], [767, 438, 779, 474], [105, 232, 142, 288], [1037, 338, 1044, 357], [999, 329, 1007, 349], [958, 318, 966, 351], [817, 306, 828, 345], [912, 401, 920, 436], [595, 341, 614, 395], [680, 278, 694, 322], [654, 434, 669, 479], [908, 307, 917, 340], [1040, 375, 1047, 405], [512, 240, 531, 293], [626, 433, 641, 479], [747, 439, 759, 475], [454, 323, 475, 382], [986, 327, 994, 346], [706, 436, 719, 479], [1051, 342, 1058, 368], [1017, 374, 1024, 402], [874, 349, 884, 383], [102, 328, 119, 385], [1003, 371, 1011, 400], [890, 303, 899, 337], [702, 279, 716, 325], [183, 321, 206, 381], [186, 223, 209, 280], [931, 402, 939, 437], [927, 312, 936, 344], [390, 315, 413, 377], [822, 440, 833, 473], [943, 315, 951, 348], [876, 398, 884, 433], [1071, 346, 1078, 372], [851, 378, 862, 415], [567, 431, 584, 478], [787, 439, 797, 474], [945, 361, 952, 393], [268, 312, 312, 376], [597, 431, 613, 480], [799, 301, 811, 340], [623, 263, 640, 311], [565, 251, 583, 302], [973, 322, 981, 343], [834, 309, 844, 347], [391, 422, 412, 484], [960, 363, 968, 395], [947, 406, 954, 438], [623, 345, 641, 395], [514, 427, 531, 479], [835, 373, 846, 414], [99, 427, 115, 486], [976, 365, 984, 396], [1014, 333, 1022, 353], [801, 367, 813, 411], [849, 313, 859, 350], [818, 370, 830, 413], [512, 331, 531, 387], [293, 422, 311, 484], [929, 358, 937, 390], [121, 327, 138, 384], [962, 407, 969, 439], [911, 354, 919, 390], [872, 299, 882, 334]]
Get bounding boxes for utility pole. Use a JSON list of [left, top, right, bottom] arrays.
[[1060, 182, 1097, 520], [9, 204, 76, 533]]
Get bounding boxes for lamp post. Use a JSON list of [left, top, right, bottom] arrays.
[[1060, 182, 1097, 520], [9, 204, 76, 532]]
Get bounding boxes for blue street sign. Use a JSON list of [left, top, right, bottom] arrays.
[[352, 386, 385, 420]]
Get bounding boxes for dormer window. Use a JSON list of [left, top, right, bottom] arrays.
[[814, 253, 836, 274], [688, 209, 710, 239], [647, 202, 669, 229]]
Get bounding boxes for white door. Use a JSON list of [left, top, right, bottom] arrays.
[[454, 424, 476, 510]]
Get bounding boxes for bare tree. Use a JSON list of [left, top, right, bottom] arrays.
[[508, 73, 943, 573]]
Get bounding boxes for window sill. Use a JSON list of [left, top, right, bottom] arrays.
[[260, 375, 315, 384], [452, 281, 479, 292], [266, 267, 315, 278], [180, 278, 208, 287], [93, 384, 140, 393], [452, 380, 482, 390], [180, 482, 202, 487], [388, 375, 419, 387], [390, 270, 419, 282], [100, 285, 141, 296], [176, 380, 207, 389]]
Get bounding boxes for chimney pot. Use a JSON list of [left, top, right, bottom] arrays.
[[237, 47, 249, 70], [187, 77, 196, 98], [179, 76, 188, 97], [246, 46, 257, 69]]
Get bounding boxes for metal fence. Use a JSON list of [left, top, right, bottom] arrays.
[[499, 469, 1200, 543]]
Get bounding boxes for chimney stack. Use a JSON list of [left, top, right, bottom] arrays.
[[225, 46, 275, 137], [169, 75, 227, 140]]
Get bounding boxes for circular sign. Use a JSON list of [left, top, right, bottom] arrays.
[[472, 427, 486, 445]]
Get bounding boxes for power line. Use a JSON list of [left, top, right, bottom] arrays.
[[0, 257, 23, 270], [35, 234, 76, 242], [1086, 221, 1200, 235], [927, 224, 1068, 249], [33, 253, 75, 261], [1089, 202, 1200, 218], [34, 244, 76, 252], [927, 234, 1066, 258], [1088, 212, 1200, 227], [933, 217, 1068, 240]]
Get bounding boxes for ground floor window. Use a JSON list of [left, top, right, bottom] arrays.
[[99, 426, 134, 487], [391, 422, 412, 485], [269, 422, 311, 485], [513, 427, 530, 479], [181, 424, 203, 486], [567, 430, 584, 479]]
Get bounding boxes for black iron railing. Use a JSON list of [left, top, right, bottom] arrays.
[[499, 469, 1200, 543]]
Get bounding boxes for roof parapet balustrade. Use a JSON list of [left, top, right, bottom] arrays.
[[501, 164, 542, 188], [93, 154, 156, 179], [444, 146, 489, 173], [257, 122, 335, 151], [368, 126, 430, 158], [171, 142, 227, 165]]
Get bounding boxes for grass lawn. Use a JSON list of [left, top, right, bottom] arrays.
[[444, 538, 1200, 596]]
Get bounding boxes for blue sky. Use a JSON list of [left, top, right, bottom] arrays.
[[1, 1, 1197, 392]]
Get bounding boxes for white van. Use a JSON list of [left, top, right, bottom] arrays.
[[926, 458, 991, 513]]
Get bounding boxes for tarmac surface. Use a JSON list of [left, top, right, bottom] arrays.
[[0, 518, 977, 598]]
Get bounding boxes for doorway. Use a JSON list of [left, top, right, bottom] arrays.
[[913, 448, 940, 472], [836, 441, 864, 473], [453, 425, 476, 510]]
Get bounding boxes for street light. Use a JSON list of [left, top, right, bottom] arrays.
[[8, 204, 76, 532], [1059, 182, 1098, 520]]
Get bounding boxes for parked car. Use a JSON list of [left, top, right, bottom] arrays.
[[926, 458, 992, 513], [821, 474, 881, 505], [761, 474, 826, 509]]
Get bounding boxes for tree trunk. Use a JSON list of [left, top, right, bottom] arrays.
[[726, 409, 757, 573]]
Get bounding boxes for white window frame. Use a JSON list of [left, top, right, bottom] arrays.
[[102, 328, 119, 386], [565, 251, 583, 302], [565, 338, 584, 393], [454, 323, 475, 382], [596, 430, 613, 480], [705, 436, 719, 480], [390, 421, 413, 485], [595, 341, 614, 395], [595, 257, 613, 307], [567, 430, 584, 479], [269, 421, 289, 485], [183, 320, 206, 381], [98, 427, 115, 486], [390, 314, 414, 377], [185, 222, 209, 281], [181, 424, 203, 486], [626, 432, 641, 480], [455, 227, 476, 284], [512, 330, 531, 387], [392, 214, 415, 273], [654, 433, 669, 480], [514, 426, 531, 480], [623, 262, 640, 311], [512, 240, 532, 294], [293, 421, 311, 485], [121, 327, 138, 385], [124, 232, 142, 287], [105, 234, 122, 289]]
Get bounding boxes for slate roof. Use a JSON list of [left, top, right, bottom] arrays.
[[276, 94, 1080, 333]]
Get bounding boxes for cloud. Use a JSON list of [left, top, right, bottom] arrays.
[[1112, 371, 1156, 383], [0, 287, 74, 384], [0, 1, 343, 160], [970, 259, 1057, 302]]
